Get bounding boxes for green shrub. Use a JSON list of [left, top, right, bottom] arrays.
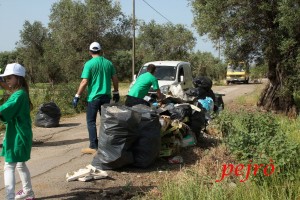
[[30, 82, 87, 120], [216, 110, 300, 183]]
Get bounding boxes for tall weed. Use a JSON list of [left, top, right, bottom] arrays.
[[153, 170, 300, 200]]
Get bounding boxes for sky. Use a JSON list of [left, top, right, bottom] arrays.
[[0, 0, 218, 56]]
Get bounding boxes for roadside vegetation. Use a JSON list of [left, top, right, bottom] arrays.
[[29, 82, 131, 119], [142, 84, 300, 200]]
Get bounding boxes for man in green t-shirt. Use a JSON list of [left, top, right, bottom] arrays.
[[125, 64, 163, 107], [73, 42, 119, 154]]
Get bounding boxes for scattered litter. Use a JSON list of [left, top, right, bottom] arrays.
[[168, 155, 183, 164], [66, 164, 108, 182]]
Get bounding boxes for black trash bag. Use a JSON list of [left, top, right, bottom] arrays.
[[193, 76, 213, 89], [187, 109, 206, 136], [169, 104, 192, 121], [130, 105, 161, 168], [34, 102, 61, 128], [157, 103, 175, 116], [92, 105, 141, 170], [186, 88, 200, 97]]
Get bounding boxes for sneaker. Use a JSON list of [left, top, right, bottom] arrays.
[[81, 148, 97, 154], [15, 189, 35, 200]]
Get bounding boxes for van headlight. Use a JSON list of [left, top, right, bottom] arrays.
[[160, 85, 170, 94]]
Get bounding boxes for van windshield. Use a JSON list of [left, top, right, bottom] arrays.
[[138, 66, 177, 81], [227, 63, 245, 72]]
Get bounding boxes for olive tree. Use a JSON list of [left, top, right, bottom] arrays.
[[190, 0, 300, 115], [136, 20, 196, 63], [17, 21, 48, 83], [48, 0, 124, 82]]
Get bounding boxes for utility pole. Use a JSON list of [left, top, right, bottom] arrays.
[[132, 0, 136, 81], [218, 38, 221, 60]]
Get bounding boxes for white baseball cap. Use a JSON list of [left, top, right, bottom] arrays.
[[0, 63, 26, 77], [89, 42, 101, 52]]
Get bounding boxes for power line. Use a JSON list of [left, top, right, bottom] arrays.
[[141, 0, 172, 24]]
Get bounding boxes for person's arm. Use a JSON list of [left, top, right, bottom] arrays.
[[72, 78, 88, 108], [156, 89, 165, 100], [76, 78, 88, 96], [111, 75, 120, 103], [112, 75, 119, 92]]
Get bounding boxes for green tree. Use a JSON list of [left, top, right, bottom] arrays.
[[189, 51, 225, 81], [136, 20, 196, 63], [190, 0, 300, 115], [0, 51, 19, 70], [17, 21, 48, 83], [110, 50, 132, 81], [48, 0, 124, 82]]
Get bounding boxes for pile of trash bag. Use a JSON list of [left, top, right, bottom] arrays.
[[92, 104, 161, 170]]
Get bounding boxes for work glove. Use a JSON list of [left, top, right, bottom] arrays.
[[72, 95, 80, 108], [112, 91, 120, 103]]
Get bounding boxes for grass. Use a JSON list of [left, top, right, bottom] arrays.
[[154, 176, 300, 200], [277, 116, 300, 144]]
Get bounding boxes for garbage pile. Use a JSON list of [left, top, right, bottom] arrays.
[[92, 104, 161, 170], [91, 76, 224, 170]]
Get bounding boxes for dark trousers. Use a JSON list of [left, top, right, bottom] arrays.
[[86, 95, 110, 149], [125, 95, 150, 107]]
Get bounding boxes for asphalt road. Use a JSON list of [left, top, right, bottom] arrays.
[[0, 82, 264, 199]]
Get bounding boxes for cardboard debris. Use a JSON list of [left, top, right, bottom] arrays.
[[66, 164, 108, 182]]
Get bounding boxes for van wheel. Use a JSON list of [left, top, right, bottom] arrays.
[[226, 81, 230, 85]]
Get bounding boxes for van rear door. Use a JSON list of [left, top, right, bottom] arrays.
[[177, 63, 193, 90]]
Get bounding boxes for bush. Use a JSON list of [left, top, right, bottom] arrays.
[[216, 110, 300, 183], [30, 82, 87, 119]]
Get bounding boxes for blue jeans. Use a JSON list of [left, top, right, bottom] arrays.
[[86, 95, 110, 149]]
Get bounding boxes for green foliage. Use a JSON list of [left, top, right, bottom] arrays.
[[48, 0, 124, 82], [216, 110, 300, 183], [30, 82, 87, 120], [249, 64, 267, 81], [189, 51, 225, 81], [136, 20, 196, 63], [17, 21, 49, 83], [0, 51, 19, 69], [110, 50, 133, 81], [30, 81, 130, 120]]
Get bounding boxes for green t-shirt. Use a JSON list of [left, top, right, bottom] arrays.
[[81, 56, 116, 102], [0, 89, 32, 162], [128, 72, 159, 98]]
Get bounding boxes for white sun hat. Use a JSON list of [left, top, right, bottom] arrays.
[[0, 63, 26, 77]]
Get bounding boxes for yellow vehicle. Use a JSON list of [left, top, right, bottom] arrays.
[[226, 61, 250, 84]]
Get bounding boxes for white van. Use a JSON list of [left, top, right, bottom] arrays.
[[131, 61, 194, 94]]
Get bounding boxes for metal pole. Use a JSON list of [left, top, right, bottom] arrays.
[[218, 38, 221, 60], [132, 0, 136, 81]]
